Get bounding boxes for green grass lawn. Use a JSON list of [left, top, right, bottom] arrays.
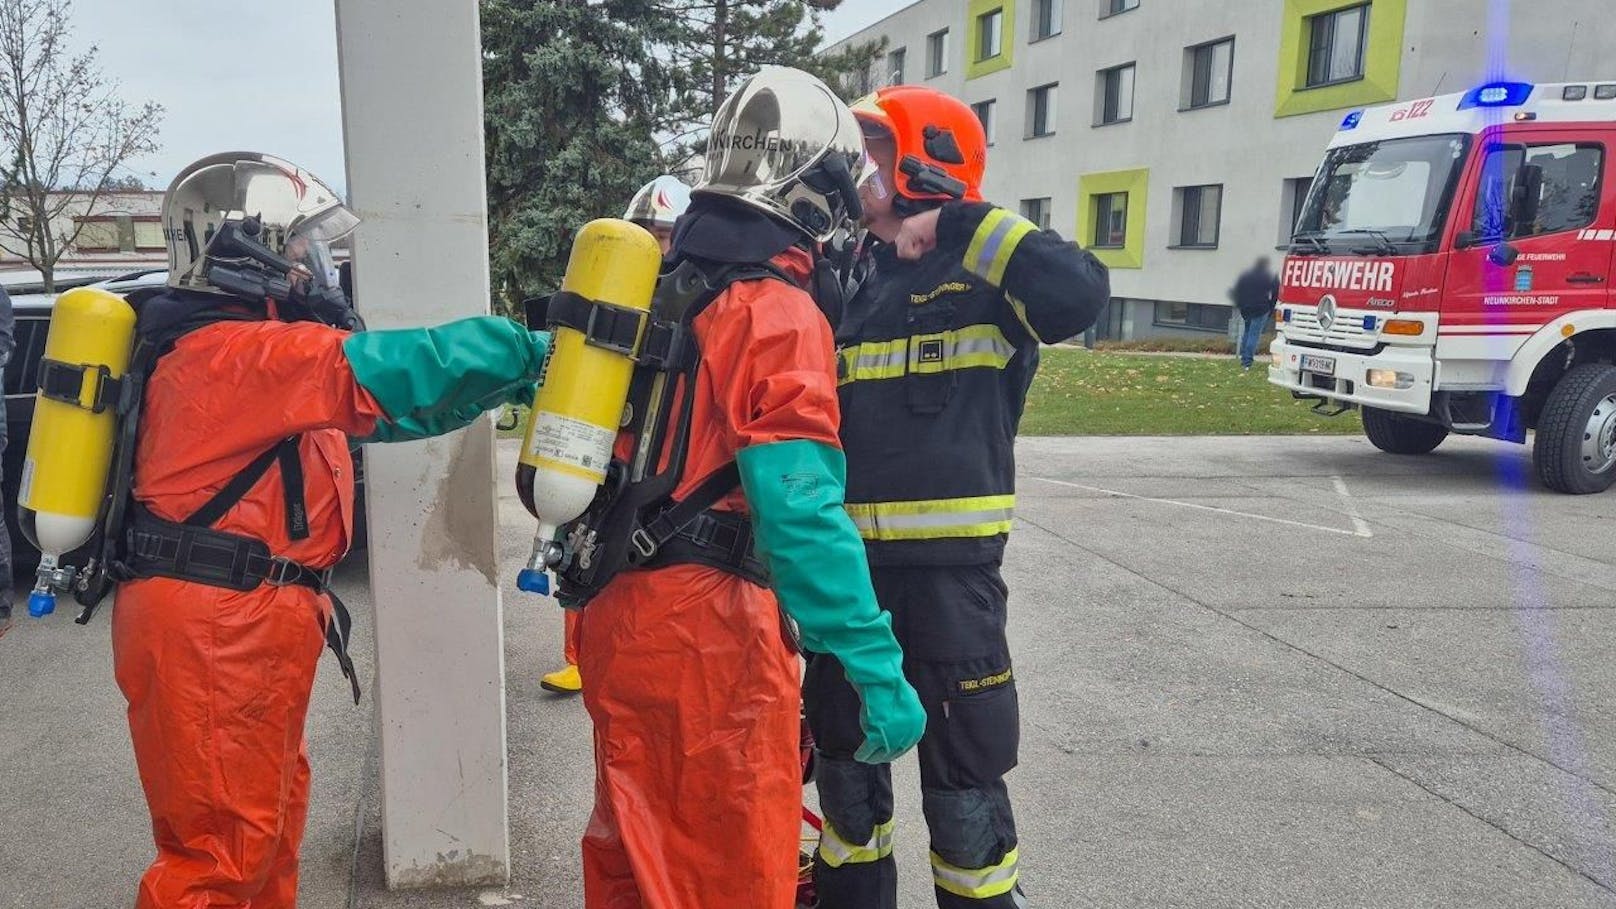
[[503, 349, 1364, 439], [1020, 348, 1364, 436]]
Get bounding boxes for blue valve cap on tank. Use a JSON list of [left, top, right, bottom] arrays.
[[27, 591, 56, 618], [516, 569, 550, 596]]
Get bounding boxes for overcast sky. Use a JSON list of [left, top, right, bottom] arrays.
[[68, 0, 913, 191]]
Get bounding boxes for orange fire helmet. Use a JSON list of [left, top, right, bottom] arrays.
[[851, 85, 987, 214]]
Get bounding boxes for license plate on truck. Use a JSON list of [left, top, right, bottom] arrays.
[[1300, 354, 1336, 376]]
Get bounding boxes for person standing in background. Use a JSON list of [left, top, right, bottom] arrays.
[[1230, 257, 1280, 370]]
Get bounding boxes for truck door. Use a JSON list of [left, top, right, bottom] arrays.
[[1445, 130, 1612, 335]]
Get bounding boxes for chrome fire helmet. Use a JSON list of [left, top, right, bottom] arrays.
[[164, 152, 358, 304], [694, 65, 873, 242], [623, 175, 693, 228]]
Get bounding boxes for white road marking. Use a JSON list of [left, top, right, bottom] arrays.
[[1027, 475, 1373, 539], [1332, 475, 1374, 538]]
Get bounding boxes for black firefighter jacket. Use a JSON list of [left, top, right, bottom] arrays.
[[837, 201, 1111, 567]]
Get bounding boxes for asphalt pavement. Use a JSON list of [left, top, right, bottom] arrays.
[[3, 434, 1615, 908]]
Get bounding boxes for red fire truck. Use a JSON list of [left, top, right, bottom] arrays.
[[1270, 80, 1616, 493]]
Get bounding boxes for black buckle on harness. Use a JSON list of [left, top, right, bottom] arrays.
[[549, 291, 647, 356], [263, 557, 305, 587], [685, 513, 719, 548], [39, 358, 121, 413], [635, 321, 696, 372], [630, 527, 658, 559]]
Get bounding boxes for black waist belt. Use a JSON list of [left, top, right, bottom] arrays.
[[641, 509, 770, 588], [123, 506, 361, 704]]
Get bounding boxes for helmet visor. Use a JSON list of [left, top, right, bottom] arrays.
[[234, 160, 358, 241], [289, 205, 361, 243]]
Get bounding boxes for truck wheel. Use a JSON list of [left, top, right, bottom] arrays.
[[1534, 362, 1616, 494], [1362, 406, 1448, 455]]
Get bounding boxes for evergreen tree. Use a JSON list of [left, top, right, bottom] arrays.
[[655, 0, 885, 163], [480, 0, 882, 303], [482, 0, 680, 303]]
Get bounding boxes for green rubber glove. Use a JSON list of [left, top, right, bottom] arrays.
[[737, 439, 927, 764], [343, 316, 549, 443]]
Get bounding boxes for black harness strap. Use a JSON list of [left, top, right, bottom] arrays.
[[38, 358, 122, 413], [126, 504, 361, 704], [184, 442, 284, 527], [547, 291, 648, 355], [629, 463, 744, 562], [182, 436, 309, 541], [277, 440, 310, 541]]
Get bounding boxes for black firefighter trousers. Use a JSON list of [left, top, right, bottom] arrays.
[[804, 564, 1026, 909]]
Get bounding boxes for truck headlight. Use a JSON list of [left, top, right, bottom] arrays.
[[1366, 369, 1415, 389]]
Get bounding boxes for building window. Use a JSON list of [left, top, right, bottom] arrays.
[[1184, 37, 1233, 109], [1153, 300, 1232, 332], [1306, 3, 1369, 88], [1284, 176, 1315, 238], [1101, 0, 1139, 18], [1021, 197, 1052, 230], [926, 28, 949, 77], [971, 99, 997, 145], [74, 214, 147, 252], [855, 63, 874, 97], [134, 219, 165, 250], [1027, 83, 1057, 138], [1092, 192, 1127, 247], [1032, 0, 1062, 40], [976, 9, 1004, 61], [888, 47, 907, 85], [1173, 184, 1222, 248], [1096, 63, 1134, 125]]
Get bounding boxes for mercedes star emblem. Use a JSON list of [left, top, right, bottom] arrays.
[[1317, 294, 1338, 331]]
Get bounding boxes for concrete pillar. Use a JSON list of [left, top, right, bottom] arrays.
[[334, 0, 510, 888]]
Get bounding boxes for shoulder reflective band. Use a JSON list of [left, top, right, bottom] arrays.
[[817, 817, 896, 869], [930, 847, 1020, 900], [964, 208, 1037, 287], [1006, 294, 1045, 344], [838, 324, 1015, 386], [846, 494, 1015, 541]]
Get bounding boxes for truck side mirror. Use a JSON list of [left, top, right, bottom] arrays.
[[1488, 243, 1521, 267], [1509, 163, 1544, 234]]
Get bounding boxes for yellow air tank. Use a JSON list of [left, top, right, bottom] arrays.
[[19, 286, 137, 617], [515, 219, 662, 595]]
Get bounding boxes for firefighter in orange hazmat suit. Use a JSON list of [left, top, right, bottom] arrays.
[[561, 67, 927, 908], [109, 152, 550, 908]]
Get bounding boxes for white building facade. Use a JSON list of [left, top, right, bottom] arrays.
[[0, 190, 168, 281], [830, 0, 1616, 339]]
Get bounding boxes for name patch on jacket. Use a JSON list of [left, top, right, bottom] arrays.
[[910, 281, 974, 305], [958, 667, 1013, 694]]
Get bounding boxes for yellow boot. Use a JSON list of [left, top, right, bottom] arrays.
[[541, 663, 582, 694]]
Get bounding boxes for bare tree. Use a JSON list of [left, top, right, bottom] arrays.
[[0, 0, 160, 290]]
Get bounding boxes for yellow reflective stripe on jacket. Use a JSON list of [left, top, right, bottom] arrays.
[[930, 848, 1020, 900], [839, 324, 1015, 387], [964, 208, 1037, 287], [845, 494, 1015, 541], [1006, 295, 1045, 344], [817, 818, 896, 869], [840, 337, 909, 383]]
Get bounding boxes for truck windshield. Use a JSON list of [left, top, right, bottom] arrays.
[[1294, 134, 1470, 252]]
